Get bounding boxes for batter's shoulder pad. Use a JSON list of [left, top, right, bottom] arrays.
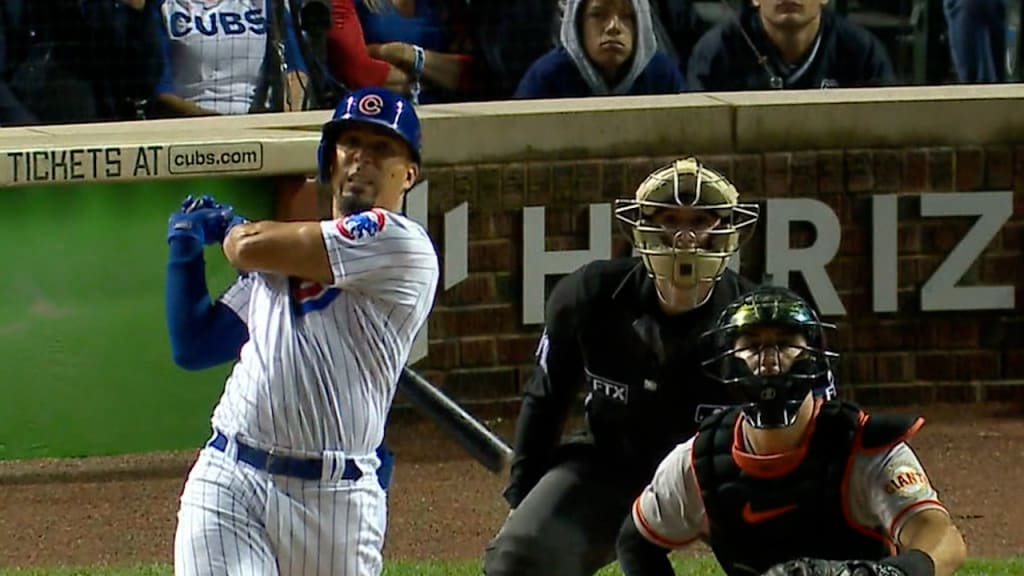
[[859, 409, 924, 452]]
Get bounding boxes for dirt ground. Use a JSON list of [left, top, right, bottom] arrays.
[[0, 402, 1022, 569]]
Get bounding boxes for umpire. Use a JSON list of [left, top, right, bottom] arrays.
[[484, 158, 772, 576]]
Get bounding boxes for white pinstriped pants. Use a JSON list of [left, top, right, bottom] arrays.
[[174, 437, 387, 576]]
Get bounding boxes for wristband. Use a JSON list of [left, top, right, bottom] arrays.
[[412, 45, 425, 76], [880, 549, 935, 576], [410, 45, 425, 105]]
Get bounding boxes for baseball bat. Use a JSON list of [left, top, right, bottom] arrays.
[[397, 367, 513, 475]]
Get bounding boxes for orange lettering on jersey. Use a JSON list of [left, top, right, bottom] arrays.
[[884, 465, 929, 495]]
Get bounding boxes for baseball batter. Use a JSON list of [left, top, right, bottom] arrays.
[[617, 286, 967, 576], [167, 87, 439, 576]]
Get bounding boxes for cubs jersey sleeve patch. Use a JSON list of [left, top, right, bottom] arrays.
[[336, 209, 386, 240], [319, 211, 439, 305]]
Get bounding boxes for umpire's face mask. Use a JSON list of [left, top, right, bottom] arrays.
[[614, 158, 759, 312]]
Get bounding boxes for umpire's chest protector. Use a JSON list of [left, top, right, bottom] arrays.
[[691, 401, 917, 576], [577, 266, 746, 469]]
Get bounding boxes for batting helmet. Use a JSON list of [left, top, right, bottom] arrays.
[[700, 285, 838, 429], [613, 157, 759, 312], [317, 87, 422, 184]]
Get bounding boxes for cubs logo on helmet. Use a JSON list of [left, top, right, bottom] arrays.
[[356, 94, 385, 116], [337, 209, 386, 240]]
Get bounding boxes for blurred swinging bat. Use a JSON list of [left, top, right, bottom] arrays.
[[398, 367, 513, 475]]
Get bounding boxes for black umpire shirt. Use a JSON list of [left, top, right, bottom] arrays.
[[686, 5, 895, 92], [503, 257, 756, 508]]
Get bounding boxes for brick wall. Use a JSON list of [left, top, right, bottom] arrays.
[[409, 147, 1024, 409]]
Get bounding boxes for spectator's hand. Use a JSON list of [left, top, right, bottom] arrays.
[[118, 0, 146, 10]]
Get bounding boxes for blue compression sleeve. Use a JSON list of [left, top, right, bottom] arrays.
[[166, 236, 249, 370]]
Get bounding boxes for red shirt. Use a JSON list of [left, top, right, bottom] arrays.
[[326, 0, 392, 88]]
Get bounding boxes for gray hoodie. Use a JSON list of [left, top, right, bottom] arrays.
[[559, 0, 659, 96]]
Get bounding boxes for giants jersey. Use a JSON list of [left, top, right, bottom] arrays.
[[633, 434, 947, 550], [211, 209, 439, 457]]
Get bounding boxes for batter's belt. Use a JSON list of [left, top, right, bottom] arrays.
[[208, 430, 365, 481]]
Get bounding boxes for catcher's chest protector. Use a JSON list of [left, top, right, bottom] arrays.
[[692, 401, 915, 576]]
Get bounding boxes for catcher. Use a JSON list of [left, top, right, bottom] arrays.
[[616, 285, 967, 576]]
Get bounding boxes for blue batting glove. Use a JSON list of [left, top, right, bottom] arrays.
[[181, 194, 229, 214], [168, 207, 236, 245]]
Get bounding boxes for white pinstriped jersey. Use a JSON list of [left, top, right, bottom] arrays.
[[633, 434, 947, 549], [211, 208, 439, 457]]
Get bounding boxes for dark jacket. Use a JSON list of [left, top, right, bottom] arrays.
[[503, 258, 756, 507], [514, 48, 685, 99], [687, 5, 894, 91]]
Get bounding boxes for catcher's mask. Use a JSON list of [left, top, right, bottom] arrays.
[[614, 157, 759, 312], [700, 286, 838, 429]]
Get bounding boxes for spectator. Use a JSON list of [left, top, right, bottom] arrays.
[[514, 0, 685, 99], [554, 0, 709, 81], [153, 0, 309, 117], [468, 0, 562, 100], [352, 0, 478, 104], [325, 0, 412, 96], [0, 0, 161, 126], [943, 0, 1008, 83], [687, 0, 894, 91]]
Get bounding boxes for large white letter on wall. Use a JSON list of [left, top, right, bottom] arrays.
[[765, 198, 845, 316], [522, 204, 612, 325], [405, 181, 470, 364], [872, 194, 899, 313], [405, 180, 430, 363], [919, 191, 1014, 311]]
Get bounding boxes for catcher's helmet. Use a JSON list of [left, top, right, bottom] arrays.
[[614, 157, 759, 312], [700, 285, 838, 429], [317, 87, 422, 184]]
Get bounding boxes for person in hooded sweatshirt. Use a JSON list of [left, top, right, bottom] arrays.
[[513, 0, 686, 99], [687, 0, 894, 92]]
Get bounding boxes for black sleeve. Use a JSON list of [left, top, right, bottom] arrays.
[[616, 515, 676, 576], [502, 272, 586, 508], [879, 549, 936, 576]]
